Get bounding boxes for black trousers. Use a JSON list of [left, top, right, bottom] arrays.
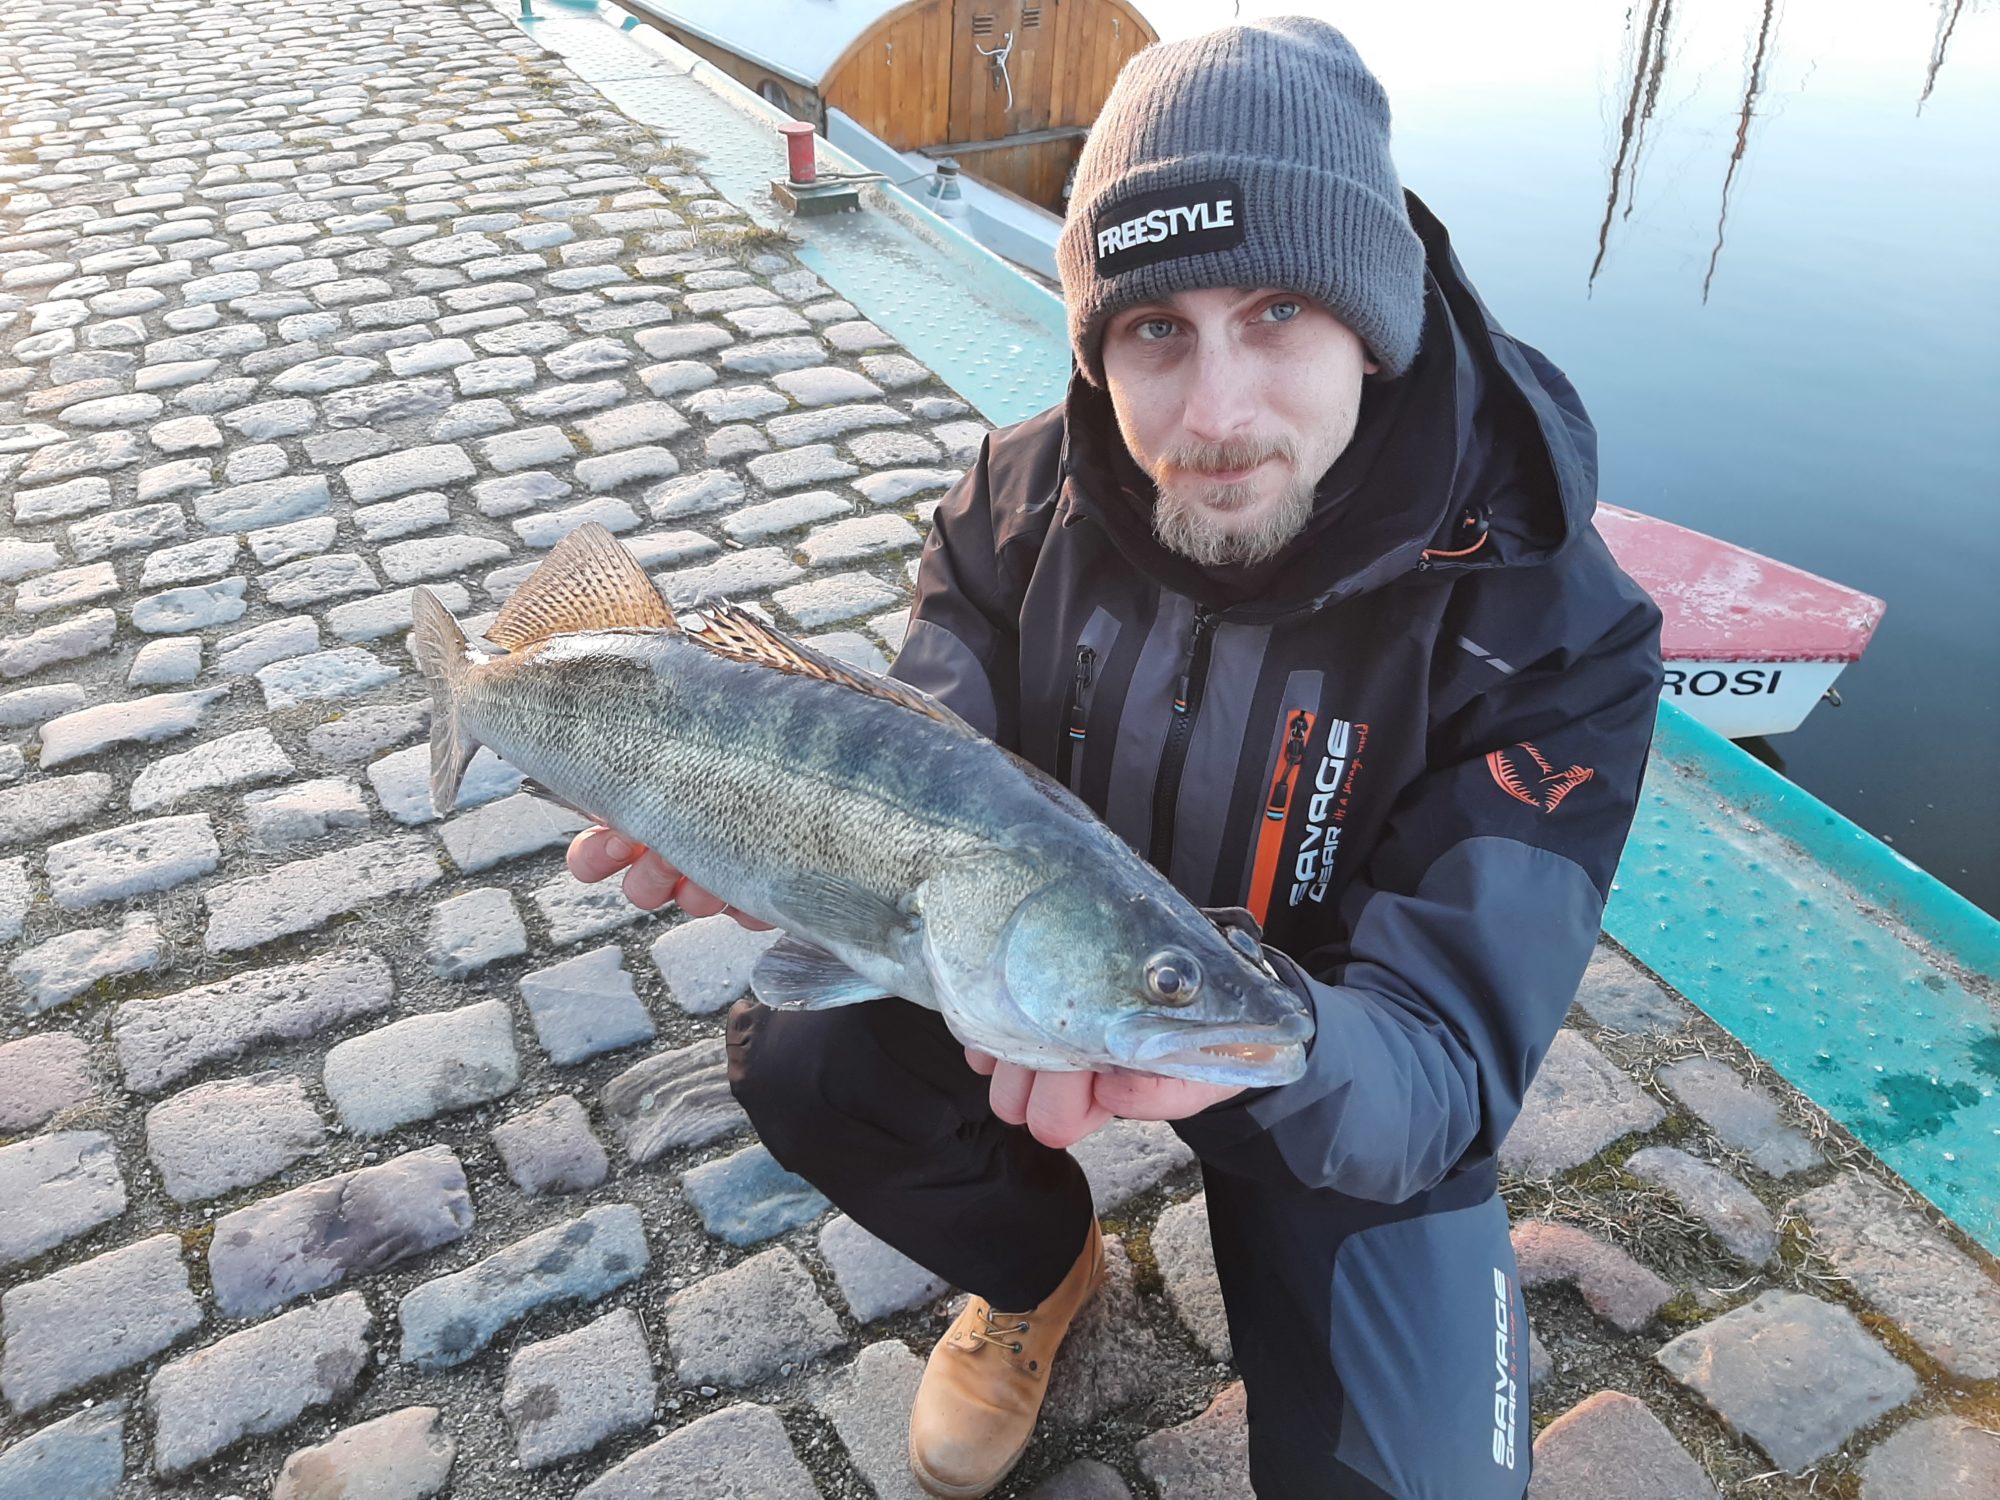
[[727, 997, 1533, 1500]]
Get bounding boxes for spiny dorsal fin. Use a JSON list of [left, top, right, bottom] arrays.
[[680, 599, 976, 734], [487, 522, 674, 651]]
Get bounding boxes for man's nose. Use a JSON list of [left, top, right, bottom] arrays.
[[1181, 341, 1258, 443]]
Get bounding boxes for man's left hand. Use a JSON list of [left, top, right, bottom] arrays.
[[965, 1048, 1244, 1150]]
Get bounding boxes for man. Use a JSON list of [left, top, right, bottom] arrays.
[[572, 17, 1662, 1498]]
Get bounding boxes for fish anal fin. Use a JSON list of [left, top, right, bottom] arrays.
[[683, 599, 977, 735], [751, 935, 893, 1010], [519, 778, 598, 822], [487, 522, 675, 651]]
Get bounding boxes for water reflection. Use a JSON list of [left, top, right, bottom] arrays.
[[1591, 0, 1677, 292], [1922, 0, 1968, 110], [1703, 0, 1778, 302]]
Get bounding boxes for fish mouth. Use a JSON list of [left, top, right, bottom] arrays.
[[1103, 1013, 1312, 1086]]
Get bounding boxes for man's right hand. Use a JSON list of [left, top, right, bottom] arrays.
[[566, 827, 775, 931]]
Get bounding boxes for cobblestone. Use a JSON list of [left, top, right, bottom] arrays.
[[10, 914, 166, 1012], [1500, 1027, 1665, 1176], [0, 771, 111, 847], [1790, 1172, 2000, 1379], [0, 1032, 94, 1132], [440, 791, 590, 873], [203, 835, 441, 953], [503, 1308, 655, 1468], [577, 1403, 817, 1499], [663, 1245, 843, 1388], [492, 1093, 609, 1196], [0, 1401, 126, 1498], [1135, 1382, 1250, 1498], [1074, 1117, 1197, 1213], [1626, 1145, 1779, 1265], [683, 1143, 830, 1247], [322, 999, 520, 1136], [819, 1214, 947, 1324], [116, 952, 395, 1094], [812, 1339, 924, 1500], [1152, 1194, 1231, 1361], [208, 1145, 472, 1319], [1530, 1391, 1720, 1500], [143, 1071, 326, 1203], [147, 1292, 372, 1477], [517, 943, 656, 1066], [1857, 1414, 2000, 1500], [0, 607, 117, 680], [600, 1037, 748, 1163], [1514, 1218, 1672, 1332], [428, 886, 528, 977], [270, 1407, 456, 1500], [648, 914, 782, 1015], [243, 778, 372, 852], [0, 1130, 125, 1268], [1656, 1290, 1916, 1471], [45, 814, 218, 909], [1659, 1056, 1820, 1177], [400, 1203, 648, 1369], [0, 1235, 199, 1413]]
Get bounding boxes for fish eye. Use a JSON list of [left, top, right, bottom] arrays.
[[1143, 950, 1201, 1007]]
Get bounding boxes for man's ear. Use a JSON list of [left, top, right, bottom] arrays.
[[1364, 358, 1381, 376]]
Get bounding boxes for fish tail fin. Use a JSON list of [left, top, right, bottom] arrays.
[[411, 585, 479, 815]]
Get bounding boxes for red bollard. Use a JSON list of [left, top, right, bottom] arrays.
[[779, 122, 817, 185]]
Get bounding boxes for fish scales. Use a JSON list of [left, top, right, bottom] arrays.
[[459, 631, 1015, 925]]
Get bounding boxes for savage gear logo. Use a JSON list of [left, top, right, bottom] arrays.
[[1491, 1267, 1519, 1469], [1486, 742, 1594, 814], [1289, 718, 1369, 907]]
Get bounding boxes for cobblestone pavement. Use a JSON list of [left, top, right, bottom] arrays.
[[3, 1, 1998, 1496]]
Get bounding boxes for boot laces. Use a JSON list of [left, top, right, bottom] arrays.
[[965, 1304, 1030, 1355]]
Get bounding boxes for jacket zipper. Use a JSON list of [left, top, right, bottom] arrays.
[[1148, 607, 1216, 871], [1055, 645, 1095, 788], [1247, 709, 1316, 925]]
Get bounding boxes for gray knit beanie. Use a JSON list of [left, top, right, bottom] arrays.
[[1058, 16, 1425, 385]]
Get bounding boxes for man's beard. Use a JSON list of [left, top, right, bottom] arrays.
[[1149, 435, 1315, 568]]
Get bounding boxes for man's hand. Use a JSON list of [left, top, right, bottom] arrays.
[[965, 1048, 1244, 1150], [567, 827, 774, 930]]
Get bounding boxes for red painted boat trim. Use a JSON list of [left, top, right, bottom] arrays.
[[1595, 504, 1886, 663]]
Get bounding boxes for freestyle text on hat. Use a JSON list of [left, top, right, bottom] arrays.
[[1057, 16, 1426, 385]]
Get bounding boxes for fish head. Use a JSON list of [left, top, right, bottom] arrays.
[[995, 871, 1314, 1088]]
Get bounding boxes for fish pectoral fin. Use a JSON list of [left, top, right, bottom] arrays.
[[486, 522, 675, 650], [751, 936, 894, 1010], [772, 872, 916, 952]]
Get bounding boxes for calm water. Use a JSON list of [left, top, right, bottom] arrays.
[[1137, 0, 2000, 915]]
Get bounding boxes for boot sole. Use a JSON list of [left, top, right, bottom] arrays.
[[907, 1427, 1034, 1499]]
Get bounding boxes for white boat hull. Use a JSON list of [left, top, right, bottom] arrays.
[[1661, 659, 1848, 739]]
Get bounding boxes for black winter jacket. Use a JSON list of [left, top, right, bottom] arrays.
[[890, 196, 1664, 1203]]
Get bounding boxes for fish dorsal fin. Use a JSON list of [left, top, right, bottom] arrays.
[[681, 599, 976, 735], [487, 522, 675, 651]]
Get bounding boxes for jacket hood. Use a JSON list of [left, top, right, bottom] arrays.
[[1058, 193, 1600, 618]]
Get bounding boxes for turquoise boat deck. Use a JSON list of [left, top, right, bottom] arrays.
[[505, 0, 1999, 1255]]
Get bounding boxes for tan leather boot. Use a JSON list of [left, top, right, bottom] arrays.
[[907, 1219, 1106, 1498]]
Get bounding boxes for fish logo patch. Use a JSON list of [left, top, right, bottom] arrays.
[[1092, 179, 1246, 277], [1486, 743, 1594, 813]]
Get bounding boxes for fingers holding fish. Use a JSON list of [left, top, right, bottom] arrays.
[[983, 1059, 1117, 1150], [1090, 1068, 1244, 1122], [566, 827, 775, 930]]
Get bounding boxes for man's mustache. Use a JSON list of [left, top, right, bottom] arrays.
[[1159, 435, 1297, 476]]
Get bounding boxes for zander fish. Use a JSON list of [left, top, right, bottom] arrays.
[[410, 523, 1312, 1086]]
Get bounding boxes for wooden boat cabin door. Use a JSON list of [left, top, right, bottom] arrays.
[[950, 1, 1051, 142]]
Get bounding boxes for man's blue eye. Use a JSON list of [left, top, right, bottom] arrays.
[[1137, 318, 1175, 340], [1265, 301, 1300, 322]]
